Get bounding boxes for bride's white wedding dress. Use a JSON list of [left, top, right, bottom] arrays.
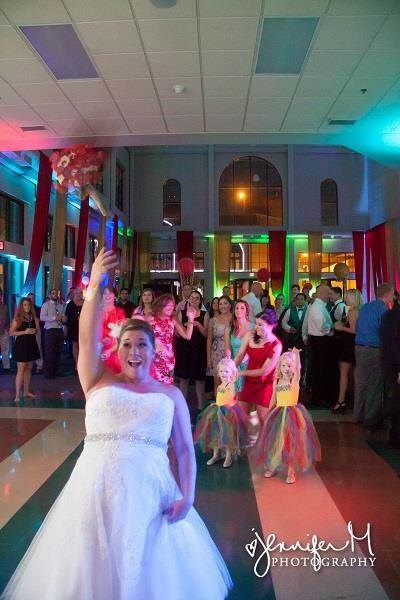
[[2, 386, 232, 600]]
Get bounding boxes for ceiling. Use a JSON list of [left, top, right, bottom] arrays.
[[0, 0, 400, 167]]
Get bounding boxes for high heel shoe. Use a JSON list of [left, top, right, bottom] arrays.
[[332, 401, 347, 415]]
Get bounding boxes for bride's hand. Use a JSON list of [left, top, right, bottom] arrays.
[[90, 248, 119, 287], [163, 498, 192, 523]]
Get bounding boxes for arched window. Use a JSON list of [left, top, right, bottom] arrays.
[[321, 179, 338, 226], [219, 156, 283, 226], [163, 178, 181, 226]]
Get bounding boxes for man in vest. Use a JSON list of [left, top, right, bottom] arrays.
[[282, 292, 307, 381], [329, 287, 347, 324]]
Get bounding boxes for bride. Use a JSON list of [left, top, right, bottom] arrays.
[[3, 249, 232, 600]]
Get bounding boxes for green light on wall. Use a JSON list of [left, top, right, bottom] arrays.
[[126, 227, 133, 238]]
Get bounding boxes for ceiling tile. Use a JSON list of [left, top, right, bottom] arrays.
[[63, 0, 133, 21], [314, 16, 386, 51], [59, 80, 112, 101], [303, 51, 363, 76], [154, 77, 202, 98], [138, 19, 198, 52], [0, 83, 26, 105], [125, 116, 166, 132], [200, 0, 261, 17], [147, 52, 200, 77], [250, 75, 298, 97], [132, 0, 196, 19], [94, 53, 149, 79], [0, 58, 52, 83], [281, 112, 321, 130], [328, 96, 377, 119], [204, 97, 246, 114], [0, 104, 45, 124], [85, 117, 130, 134], [32, 102, 79, 119], [370, 16, 400, 51], [46, 118, 93, 135], [295, 76, 347, 97], [328, 0, 397, 15], [200, 18, 259, 51], [165, 115, 204, 132], [341, 77, 395, 99], [247, 97, 291, 115], [203, 76, 250, 97], [106, 78, 156, 100], [244, 114, 283, 131], [353, 116, 388, 133], [0, 26, 34, 59], [76, 21, 141, 55], [0, 119, 22, 137], [206, 114, 243, 130], [161, 97, 203, 115], [117, 99, 161, 116], [353, 52, 400, 79], [14, 82, 66, 103], [264, 0, 329, 16], [0, 0, 70, 24], [74, 100, 121, 118], [290, 96, 333, 116], [202, 51, 253, 76]]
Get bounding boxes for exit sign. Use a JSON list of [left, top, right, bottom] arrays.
[[0, 240, 4, 251]]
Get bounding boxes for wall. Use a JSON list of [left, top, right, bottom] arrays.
[[133, 147, 209, 231], [292, 147, 369, 232], [368, 159, 400, 227]]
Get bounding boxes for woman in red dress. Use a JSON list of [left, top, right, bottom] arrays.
[[234, 309, 282, 426], [100, 286, 126, 374]]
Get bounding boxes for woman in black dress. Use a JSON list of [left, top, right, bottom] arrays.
[[175, 290, 209, 410], [10, 297, 40, 403]]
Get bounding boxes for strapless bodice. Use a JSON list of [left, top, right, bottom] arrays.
[[85, 386, 174, 445]]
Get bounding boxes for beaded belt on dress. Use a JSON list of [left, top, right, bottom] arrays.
[[85, 432, 167, 451]]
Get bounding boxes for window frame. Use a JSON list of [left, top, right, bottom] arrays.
[[163, 178, 181, 226], [321, 178, 338, 226]]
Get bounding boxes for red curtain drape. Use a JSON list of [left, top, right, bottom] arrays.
[[20, 152, 52, 297], [269, 231, 286, 294], [352, 231, 365, 293], [128, 230, 138, 294], [365, 230, 373, 301], [177, 231, 194, 261], [72, 193, 89, 288]]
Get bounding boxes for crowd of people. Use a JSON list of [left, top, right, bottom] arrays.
[[1, 275, 399, 448]]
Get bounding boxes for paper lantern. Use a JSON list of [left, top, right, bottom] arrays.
[[177, 258, 194, 277], [257, 268, 270, 282], [333, 262, 350, 280]]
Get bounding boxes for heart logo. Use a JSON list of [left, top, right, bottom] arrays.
[[245, 539, 257, 558]]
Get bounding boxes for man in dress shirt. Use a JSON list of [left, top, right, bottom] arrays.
[[329, 287, 347, 324], [241, 281, 262, 323], [176, 284, 193, 313], [40, 289, 67, 379], [303, 284, 335, 406], [354, 282, 394, 427], [282, 292, 307, 381]]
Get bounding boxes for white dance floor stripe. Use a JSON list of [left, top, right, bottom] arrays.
[[248, 457, 388, 600], [0, 407, 85, 529]]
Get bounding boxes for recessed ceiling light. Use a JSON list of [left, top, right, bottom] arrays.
[[173, 84, 186, 94], [20, 125, 47, 131], [151, 0, 177, 7]]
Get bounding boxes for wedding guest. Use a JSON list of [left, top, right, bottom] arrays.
[[380, 296, 400, 448], [10, 298, 40, 402], [176, 284, 193, 313], [100, 286, 126, 374], [65, 288, 84, 367], [354, 283, 394, 427], [332, 289, 363, 414], [207, 296, 233, 394], [27, 292, 43, 372], [241, 282, 262, 323], [40, 289, 67, 379], [115, 287, 135, 319], [274, 294, 286, 319], [133, 288, 155, 318]]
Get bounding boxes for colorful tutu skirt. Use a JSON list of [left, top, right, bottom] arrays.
[[194, 403, 249, 453], [253, 405, 321, 473]]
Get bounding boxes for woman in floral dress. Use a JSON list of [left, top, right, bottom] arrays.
[[207, 296, 233, 394], [149, 294, 195, 384]]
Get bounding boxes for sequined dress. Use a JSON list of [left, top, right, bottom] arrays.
[[2, 386, 232, 600], [149, 315, 176, 384]]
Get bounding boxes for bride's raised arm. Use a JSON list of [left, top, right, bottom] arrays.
[[78, 248, 119, 395]]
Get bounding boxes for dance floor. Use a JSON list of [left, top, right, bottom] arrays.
[[0, 370, 399, 599]]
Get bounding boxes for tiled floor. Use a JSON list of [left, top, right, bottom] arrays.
[[0, 364, 399, 599]]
